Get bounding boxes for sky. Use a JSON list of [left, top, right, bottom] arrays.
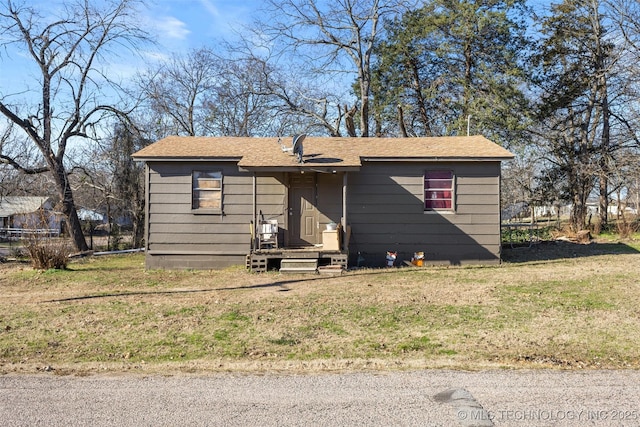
[[0, 0, 551, 107], [0, 0, 261, 98], [150, 0, 552, 50], [146, 0, 259, 51]]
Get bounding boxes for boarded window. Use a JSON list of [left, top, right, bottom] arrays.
[[192, 171, 222, 211], [424, 170, 453, 211]]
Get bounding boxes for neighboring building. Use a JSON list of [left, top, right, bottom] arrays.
[[132, 135, 514, 270], [608, 204, 638, 216], [77, 208, 106, 223], [0, 196, 61, 236], [501, 202, 529, 222]]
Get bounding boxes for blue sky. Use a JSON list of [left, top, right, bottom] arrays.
[[1, 0, 550, 103], [146, 0, 259, 51], [0, 0, 261, 101], [149, 0, 551, 49]]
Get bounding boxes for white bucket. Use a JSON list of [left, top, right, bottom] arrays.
[[326, 222, 337, 231]]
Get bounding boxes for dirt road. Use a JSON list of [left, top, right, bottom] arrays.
[[2, 369, 639, 426]]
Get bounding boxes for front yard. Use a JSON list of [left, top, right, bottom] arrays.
[[1, 239, 639, 375]]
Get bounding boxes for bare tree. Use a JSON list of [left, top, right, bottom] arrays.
[[207, 56, 287, 137], [0, 131, 55, 198], [250, 59, 350, 137], [137, 47, 221, 137], [0, 0, 149, 251], [255, 0, 412, 137], [74, 123, 147, 249]]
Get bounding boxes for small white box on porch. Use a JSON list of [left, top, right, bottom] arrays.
[[322, 229, 340, 251]]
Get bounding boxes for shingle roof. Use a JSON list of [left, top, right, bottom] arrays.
[[132, 135, 514, 168], [0, 196, 51, 217]]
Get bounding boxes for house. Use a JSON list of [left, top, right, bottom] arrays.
[[77, 208, 106, 223], [0, 196, 61, 237], [132, 135, 514, 270]]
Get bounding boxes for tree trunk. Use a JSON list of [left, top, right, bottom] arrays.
[[360, 92, 369, 137], [571, 196, 587, 232], [598, 177, 608, 229], [568, 168, 589, 232], [596, 9, 610, 230], [344, 104, 357, 137], [397, 104, 408, 138], [132, 205, 145, 249], [52, 161, 89, 252], [410, 59, 432, 136]]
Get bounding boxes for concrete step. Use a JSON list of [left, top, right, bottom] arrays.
[[318, 265, 344, 275], [280, 258, 318, 273]]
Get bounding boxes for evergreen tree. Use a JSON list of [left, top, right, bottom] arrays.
[[531, 0, 616, 231], [372, 0, 530, 144]]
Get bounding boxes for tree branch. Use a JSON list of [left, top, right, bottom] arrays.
[[0, 154, 49, 174]]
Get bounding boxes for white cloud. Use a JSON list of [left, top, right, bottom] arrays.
[[155, 16, 191, 40], [142, 0, 260, 51], [142, 50, 171, 64], [198, 0, 220, 18]]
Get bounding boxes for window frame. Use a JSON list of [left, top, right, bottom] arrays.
[[424, 170, 455, 212], [192, 170, 223, 213]]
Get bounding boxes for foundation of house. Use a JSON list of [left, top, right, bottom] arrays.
[[247, 248, 348, 273]]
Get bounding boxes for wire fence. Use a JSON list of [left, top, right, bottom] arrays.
[[0, 228, 61, 240]]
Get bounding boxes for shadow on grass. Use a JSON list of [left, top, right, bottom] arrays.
[[42, 242, 640, 303], [502, 240, 640, 264], [215, 268, 403, 292], [41, 268, 404, 303], [43, 288, 221, 303]]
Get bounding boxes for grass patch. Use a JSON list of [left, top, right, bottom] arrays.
[[1, 247, 640, 374]]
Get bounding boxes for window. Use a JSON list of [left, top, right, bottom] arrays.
[[192, 171, 222, 211], [424, 170, 454, 211]]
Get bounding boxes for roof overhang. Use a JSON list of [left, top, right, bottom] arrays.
[[361, 156, 514, 162], [135, 156, 512, 167], [131, 156, 243, 163], [134, 156, 361, 172], [239, 165, 361, 173], [131, 135, 516, 166]]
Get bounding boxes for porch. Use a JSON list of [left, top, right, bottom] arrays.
[[246, 168, 352, 273], [247, 247, 348, 273]]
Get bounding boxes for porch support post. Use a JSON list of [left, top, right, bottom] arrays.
[[144, 164, 151, 253], [252, 173, 257, 251], [342, 172, 348, 250]]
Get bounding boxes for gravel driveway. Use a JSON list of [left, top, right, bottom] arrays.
[[2, 369, 639, 426]]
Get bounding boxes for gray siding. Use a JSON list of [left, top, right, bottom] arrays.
[[145, 162, 286, 269], [254, 172, 287, 246], [145, 161, 250, 269], [143, 160, 503, 269], [316, 173, 343, 231], [347, 161, 502, 267]]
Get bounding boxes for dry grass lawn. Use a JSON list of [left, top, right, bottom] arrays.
[[1, 239, 639, 375]]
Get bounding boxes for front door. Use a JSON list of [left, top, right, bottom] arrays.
[[289, 174, 318, 246]]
